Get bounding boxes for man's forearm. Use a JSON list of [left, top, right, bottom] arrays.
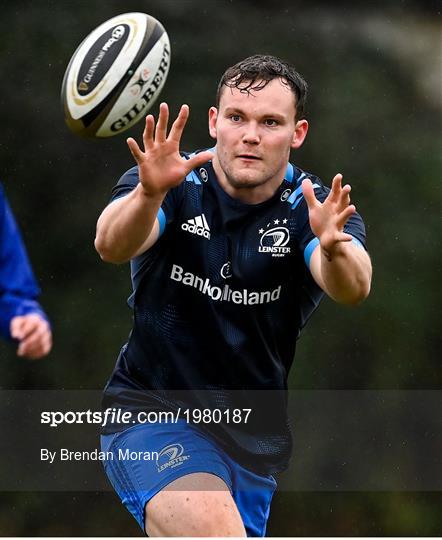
[[94, 183, 165, 263], [312, 242, 372, 305]]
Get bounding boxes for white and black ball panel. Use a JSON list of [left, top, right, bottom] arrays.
[[96, 32, 169, 137], [62, 13, 151, 126], [61, 12, 171, 138]]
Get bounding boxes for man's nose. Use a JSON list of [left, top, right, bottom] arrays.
[[242, 122, 260, 144]]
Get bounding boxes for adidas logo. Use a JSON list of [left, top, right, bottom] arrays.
[[181, 214, 211, 239]]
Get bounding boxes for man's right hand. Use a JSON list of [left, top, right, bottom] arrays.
[[127, 103, 213, 198], [95, 104, 213, 264]]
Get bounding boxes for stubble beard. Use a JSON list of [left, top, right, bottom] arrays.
[[225, 171, 271, 190], [220, 158, 275, 190]]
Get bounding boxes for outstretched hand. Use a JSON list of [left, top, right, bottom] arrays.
[[127, 103, 213, 198], [302, 174, 356, 255]]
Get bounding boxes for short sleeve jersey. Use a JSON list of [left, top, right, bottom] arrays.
[[102, 151, 367, 474]]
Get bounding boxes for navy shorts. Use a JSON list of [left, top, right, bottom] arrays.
[[101, 420, 276, 536]]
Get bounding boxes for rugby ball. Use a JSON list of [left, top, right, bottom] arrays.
[[61, 12, 171, 138]]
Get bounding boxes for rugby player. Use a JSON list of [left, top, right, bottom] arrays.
[[0, 183, 52, 359], [95, 55, 372, 536]]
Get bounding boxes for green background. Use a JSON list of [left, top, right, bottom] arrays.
[[0, 0, 440, 535]]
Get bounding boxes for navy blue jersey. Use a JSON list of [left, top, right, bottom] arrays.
[[0, 183, 48, 339], [102, 151, 366, 473]]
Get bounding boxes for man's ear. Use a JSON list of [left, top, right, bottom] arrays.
[[291, 119, 309, 149], [209, 107, 218, 139]]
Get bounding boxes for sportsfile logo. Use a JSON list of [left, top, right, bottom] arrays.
[[181, 214, 211, 239], [170, 264, 281, 305], [258, 219, 291, 257], [156, 444, 190, 473]]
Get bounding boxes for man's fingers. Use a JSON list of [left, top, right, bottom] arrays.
[[302, 179, 320, 211], [168, 104, 190, 143], [328, 174, 343, 203], [336, 204, 356, 229], [128, 113, 157, 162], [126, 137, 144, 164], [12, 315, 41, 341], [10, 316, 25, 340], [142, 114, 155, 149], [155, 103, 169, 143], [185, 151, 214, 173], [11, 314, 52, 359], [337, 184, 351, 212], [335, 232, 353, 244], [18, 328, 49, 355], [18, 329, 52, 359]]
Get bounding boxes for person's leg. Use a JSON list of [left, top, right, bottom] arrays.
[[145, 472, 246, 536], [224, 451, 277, 537], [101, 421, 247, 535]]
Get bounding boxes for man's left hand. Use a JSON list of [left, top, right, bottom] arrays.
[[302, 173, 355, 257]]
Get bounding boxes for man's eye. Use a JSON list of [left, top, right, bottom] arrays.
[[230, 115, 241, 122], [264, 119, 278, 126]]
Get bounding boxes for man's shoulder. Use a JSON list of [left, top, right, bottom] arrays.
[[289, 163, 326, 188], [118, 165, 139, 184], [282, 163, 329, 212]]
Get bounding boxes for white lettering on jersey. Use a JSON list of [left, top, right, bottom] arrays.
[[181, 214, 211, 239], [170, 264, 281, 305]]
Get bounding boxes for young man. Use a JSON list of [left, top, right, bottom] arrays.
[[0, 183, 52, 359], [95, 55, 372, 536]]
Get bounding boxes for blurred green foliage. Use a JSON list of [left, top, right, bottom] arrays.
[[0, 0, 440, 536]]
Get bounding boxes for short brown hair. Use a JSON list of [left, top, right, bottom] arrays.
[[216, 54, 308, 120]]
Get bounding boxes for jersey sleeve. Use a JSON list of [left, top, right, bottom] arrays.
[[294, 178, 367, 270], [110, 166, 185, 238], [111, 166, 186, 309], [0, 185, 49, 339]]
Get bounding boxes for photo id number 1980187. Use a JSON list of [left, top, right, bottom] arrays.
[[182, 408, 252, 424]]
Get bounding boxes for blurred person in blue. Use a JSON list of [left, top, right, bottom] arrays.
[[0, 183, 52, 359]]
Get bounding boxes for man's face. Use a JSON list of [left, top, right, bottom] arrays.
[[209, 78, 308, 194]]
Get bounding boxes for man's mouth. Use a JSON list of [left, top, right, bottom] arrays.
[[237, 154, 262, 160]]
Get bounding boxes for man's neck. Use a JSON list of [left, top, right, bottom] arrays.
[[212, 154, 286, 205]]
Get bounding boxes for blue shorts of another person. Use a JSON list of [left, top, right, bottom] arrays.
[[101, 419, 277, 536]]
